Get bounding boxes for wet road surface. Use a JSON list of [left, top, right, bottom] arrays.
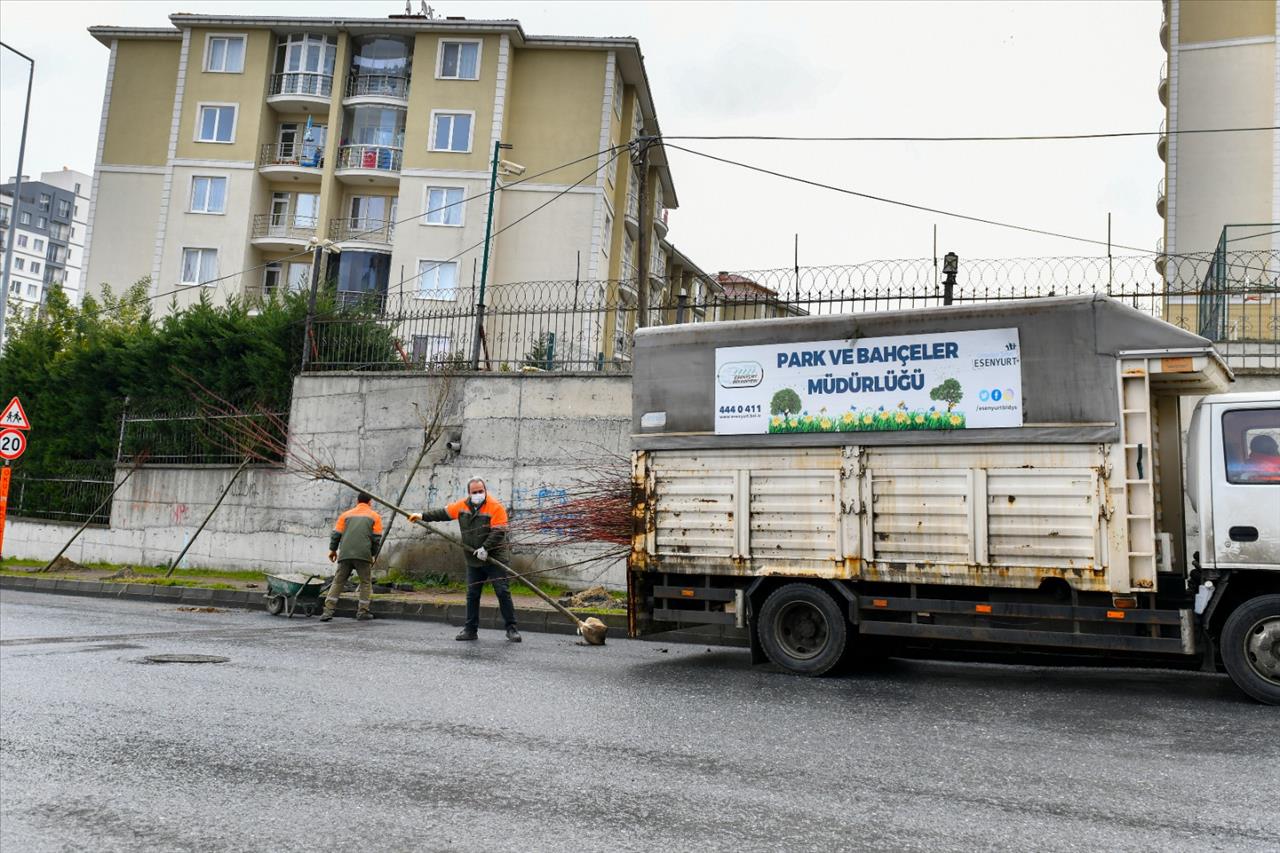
[[1, 590, 1276, 852]]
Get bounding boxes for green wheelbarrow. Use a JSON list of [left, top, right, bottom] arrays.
[[264, 572, 333, 618]]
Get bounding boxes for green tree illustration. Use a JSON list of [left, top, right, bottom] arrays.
[[770, 388, 803, 416], [930, 379, 964, 411]]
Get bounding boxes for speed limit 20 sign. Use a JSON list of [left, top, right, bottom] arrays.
[[0, 429, 26, 461]]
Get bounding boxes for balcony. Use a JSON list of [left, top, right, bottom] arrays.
[[344, 73, 410, 106], [329, 217, 395, 251], [1156, 118, 1167, 162], [267, 72, 333, 113], [335, 144, 402, 186], [1156, 177, 1167, 219], [1160, 17, 1169, 51], [654, 208, 669, 238], [1158, 61, 1168, 107], [258, 142, 324, 181], [1155, 236, 1167, 276], [250, 214, 317, 252]]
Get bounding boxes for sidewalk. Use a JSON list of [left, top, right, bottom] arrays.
[[0, 569, 748, 647]]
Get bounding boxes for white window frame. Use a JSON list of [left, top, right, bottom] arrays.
[[180, 247, 219, 286], [422, 185, 466, 227], [194, 102, 239, 144], [416, 258, 459, 300], [428, 110, 475, 153], [33, 238, 44, 252], [435, 39, 482, 80], [16, 235, 27, 248], [29, 261, 41, 275], [189, 175, 229, 214], [613, 65, 623, 118], [601, 209, 613, 258], [13, 258, 23, 271], [204, 33, 247, 73]]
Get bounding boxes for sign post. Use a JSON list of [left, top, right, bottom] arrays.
[[0, 396, 31, 559]]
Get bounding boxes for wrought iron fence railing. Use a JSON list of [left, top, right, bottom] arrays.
[[300, 251, 1279, 373], [118, 407, 290, 466], [5, 461, 117, 526]]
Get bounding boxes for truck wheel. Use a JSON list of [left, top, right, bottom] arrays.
[[758, 583, 847, 676], [1220, 594, 1280, 706]]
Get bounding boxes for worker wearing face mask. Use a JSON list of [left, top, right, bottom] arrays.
[[409, 477, 520, 642]]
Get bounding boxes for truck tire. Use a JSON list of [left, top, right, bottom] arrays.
[[1220, 594, 1280, 706], [758, 583, 847, 676]]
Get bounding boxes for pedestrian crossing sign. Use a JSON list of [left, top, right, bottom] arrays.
[[0, 397, 30, 431]]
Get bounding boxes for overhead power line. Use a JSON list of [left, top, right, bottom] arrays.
[[660, 126, 1280, 143], [662, 141, 1151, 253]]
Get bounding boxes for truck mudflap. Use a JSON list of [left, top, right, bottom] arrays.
[[857, 595, 1198, 656]]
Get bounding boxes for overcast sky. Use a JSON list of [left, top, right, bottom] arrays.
[[0, 0, 1168, 270]]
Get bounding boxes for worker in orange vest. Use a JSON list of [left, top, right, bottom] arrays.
[[321, 491, 384, 622]]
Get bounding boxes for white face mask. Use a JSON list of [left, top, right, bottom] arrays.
[[469, 491, 486, 506]]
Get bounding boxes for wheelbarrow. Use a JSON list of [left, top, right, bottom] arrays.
[[264, 572, 333, 618]]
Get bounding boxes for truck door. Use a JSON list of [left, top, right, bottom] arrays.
[[1211, 403, 1280, 569]]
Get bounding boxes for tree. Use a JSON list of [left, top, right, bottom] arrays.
[[930, 378, 964, 411], [770, 388, 802, 416]]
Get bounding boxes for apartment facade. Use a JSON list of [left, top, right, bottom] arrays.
[[85, 12, 693, 361], [1, 169, 92, 338]]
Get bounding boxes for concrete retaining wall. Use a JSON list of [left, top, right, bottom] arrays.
[[3, 373, 633, 589]]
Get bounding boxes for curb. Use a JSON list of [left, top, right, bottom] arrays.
[[0, 575, 747, 647]]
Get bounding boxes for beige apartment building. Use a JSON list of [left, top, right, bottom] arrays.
[[84, 11, 710, 363], [1157, 0, 1278, 361]]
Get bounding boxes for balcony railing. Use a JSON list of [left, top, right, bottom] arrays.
[[259, 142, 324, 169], [336, 144, 403, 173], [251, 214, 318, 241], [346, 73, 410, 100], [329, 217, 395, 244], [270, 72, 333, 99]]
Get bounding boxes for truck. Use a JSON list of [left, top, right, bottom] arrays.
[[627, 295, 1280, 704]]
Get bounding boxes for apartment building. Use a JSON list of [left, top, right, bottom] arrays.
[[1, 168, 92, 340], [84, 12, 699, 362], [1159, 0, 1278, 255]]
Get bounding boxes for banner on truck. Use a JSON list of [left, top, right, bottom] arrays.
[[714, 328, 1023, 435]]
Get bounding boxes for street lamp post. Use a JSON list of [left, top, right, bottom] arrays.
[[0, 41, 35, 352]]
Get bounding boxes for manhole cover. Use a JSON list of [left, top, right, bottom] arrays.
[[142, 654, 230, 664]]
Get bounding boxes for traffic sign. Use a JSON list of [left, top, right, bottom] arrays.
[[0, 397, 29, 430], [0, 429, 26, 461]]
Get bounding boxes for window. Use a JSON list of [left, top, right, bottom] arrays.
[[196, 104, 237, 143], [36, 216, 47, 229], [75, 204, 81, 218], [74, 182, 82, 195], [286, 262, 311, 292], [55, 199, 72, 218], [1224, 408, 1280, 484], [412, 334, 452, 364], [205, 35, 246, 73], [16, 235, 27, 248], [19, 212, 31, 225], [437, 40, 480, 80], [26, 283, 38, 299], [180, 248, 218, 285], [32, 238, 43, 252], [0, 204, 9, 225], [275, 33, 337, 94], [71, 227, 76, 238], [38, 193, 50, 210], [416, 259, 457, 299], [349, 195, 394, 230], [13, 258, 23, 271], [424, 186, 464, 226], [606, 148, 617, 187], [29, 261, 40, 275], [613, 67, 623, 118], [190, 176, 228, 213], [601, 211, 612, 256], [430, 111, 473, 152]]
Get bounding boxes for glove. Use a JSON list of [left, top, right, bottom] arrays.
[[474, 547, 488, 562], [407, 513, 422, 524]]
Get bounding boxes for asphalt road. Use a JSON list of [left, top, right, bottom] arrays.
[[1, 590, 1276, 853]]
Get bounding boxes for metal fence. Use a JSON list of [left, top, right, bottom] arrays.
[[118, 407, 290, 466], [307, 251, 1280, 372], [5, 461, 117, 526]]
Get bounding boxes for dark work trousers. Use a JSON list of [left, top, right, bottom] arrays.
[[465, 562, 517, 632]]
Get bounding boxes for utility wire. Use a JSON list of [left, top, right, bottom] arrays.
[[663, 141, 1152, 253], [388, 148, 625, 299], [137, 144, 624, 306], [660, 126, 1280, 143]]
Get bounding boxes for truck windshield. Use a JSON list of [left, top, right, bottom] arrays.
[[1223, 408, 1280, 484]]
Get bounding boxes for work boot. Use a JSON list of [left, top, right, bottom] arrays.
[[506, 627, 522, 643], [319, 611, 334, 622], [357, 611, 374, 621], [455, 629, 478, 641]]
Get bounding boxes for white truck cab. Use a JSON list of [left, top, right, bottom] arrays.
[[1186, 391, 1280, 572]]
